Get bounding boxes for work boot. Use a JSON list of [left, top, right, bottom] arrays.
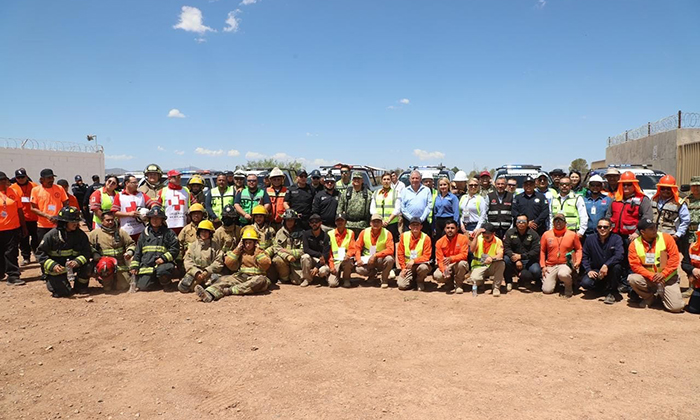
[[388, 270, 396, 280], [564, 286, 573, 298], [7, 278, 26, 286], [604, 294, 615, 305], [195, 285, 214, 303], [417, 282, 425, 292], [682, 287, 694, 298], [493, 287, 501, 297], [342, 279, 351, 288], [380, 283, 389, 289], [178, 275, 194, 293], [299, 279, 309, 287], [506, 283, 512, 292], [639, 297, 654, 309], [73, 282, 89, 294], [455, 287, 464, 294]]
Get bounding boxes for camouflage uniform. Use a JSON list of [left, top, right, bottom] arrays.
[[686, 195, 700, 244], [272, 225, 304, 284], [337, 186, 371, 235], [89, 226, 135, 292], [199, 245, 271, 301], [178, 238, 224, 293]]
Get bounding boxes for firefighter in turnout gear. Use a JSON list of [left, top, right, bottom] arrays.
[[178, 203, 207, 258], [194, 226, 272, 302], [272, 209, 305, 284], [178, 220, 223, 293], [89, 211, 136, 292], [36, 206, 92, 297], [129, 206, 180, 291], [187, 174, 206, 205], [138, 164, 165, 201], [213, 204, 238, 257]]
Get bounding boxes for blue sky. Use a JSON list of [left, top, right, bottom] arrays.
[[1, 0, 698, 172]]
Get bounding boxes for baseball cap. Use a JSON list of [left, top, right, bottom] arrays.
[[309, 213, 322, 221], [167, 169, 181, 177], [549, 168, 565, 176], [352, 171, 363, 179], [482, 222, 496, 233], [74, 175, 82, 181], [409, 217, 422, 225], [324, 173, 336, 182], [310, 169, 322, 178], [40, 168, 56, 178], [523, 175, 536, 184], [56, 179, 69, 188], [553, 213, 566, 222], [15, 168, 27, 178], [297, 169, 308, 177], [335, 212, 348, 221], [537, 172, 548, 179], [637, 218, 656, 231], [370, 213, 383, 222], [0, 171, 8, 181], [479, 170, 491, 178]]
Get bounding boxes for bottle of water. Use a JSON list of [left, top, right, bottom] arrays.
[[66, 265, 76, 282], [472, 282, 478, 297]]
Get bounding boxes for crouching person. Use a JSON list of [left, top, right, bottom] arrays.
[[397, 217, 432, 291], [36, 206, 91, 297], [195, 227, 271, 302], [469, 223, 506, 296], [129, 206, 180, 291], [178, 220, 223, 293], [355, 214, 395, 289], [272, 209, 304, 284], [327, 213, 355, 288], [300, 214, 331, 287], [89, 211, 135, 292], [433, 219, 470, 294]]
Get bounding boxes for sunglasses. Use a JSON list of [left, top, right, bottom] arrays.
[[507, 184, 517, 187], [659, 187, 672, 191], [298, 175, 308, 178], [341, 171, 349, 174], [559, 183, 571, 186], [597, 225, 611, 230], [516, 220, 528, 224], [468, 184, 478, 187]]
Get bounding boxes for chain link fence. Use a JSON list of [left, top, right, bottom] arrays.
[[0, 137, 103, 153], [608, 111, 700, 146]]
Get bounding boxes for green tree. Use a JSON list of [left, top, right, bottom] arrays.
[[246, 159, 303, 171], [569, 158, 589, 173], [450, 166, 460, 173]]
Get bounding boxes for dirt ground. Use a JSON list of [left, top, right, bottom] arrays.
[[2, 261, 699, 420]]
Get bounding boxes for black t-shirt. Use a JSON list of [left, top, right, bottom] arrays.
[[284, 184, 314, 220]]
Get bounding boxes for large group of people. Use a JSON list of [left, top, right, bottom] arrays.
[[1, 163, 700, 315]]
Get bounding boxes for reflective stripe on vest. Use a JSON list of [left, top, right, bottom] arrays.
[[361, 228, 387, 256], [267, 187, 287, 223], [210, 187, 235, 220], [651, 200, 680, 235], [329, 229, 352, 264], [633, 233, 677, 280], [427, 189, 438, 223], [402, 231, 426, 259], [93, 191, 114, 226], [373, 188, 398, 224], [471, 236, 500, 268], [551, 194, 580, 231], [239, 188, 265, 223]]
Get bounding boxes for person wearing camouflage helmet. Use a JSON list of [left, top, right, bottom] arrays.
[[36, 206, 92, 297], [272, 209, 305, 284], [129, 206, 180, 291], [337, 171, 371, 237]]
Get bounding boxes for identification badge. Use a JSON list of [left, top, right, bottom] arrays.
[[369, 246, 377, 256], [645, 253, 656, 265], [48, 204, 56, 211], [21, 197, 30, 203], [591, 206, 596, 215], [410, 250, 418, 260], [337, 247, 346, 260], [0, 211, 6, 218]]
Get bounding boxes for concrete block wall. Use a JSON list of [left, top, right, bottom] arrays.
[[0, 148, 105, 183], [606, 130, 679, 176]]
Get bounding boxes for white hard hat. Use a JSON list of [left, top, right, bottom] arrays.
[[423, 172, 434, 180], [453, 171, 468, 182], [588, 175, 605, 184]]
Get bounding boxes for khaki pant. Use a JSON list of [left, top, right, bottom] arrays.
[[469, 260, 506, 289], [397, 263, 431, 290], [272, 255, 303, 284], [628, 273, 684, 313], [543, 264, 572, 294], [356, 256, 395, 285], [205, 273, 270, 300], [433, 260, 469, 287], [101, 271, 130, 292], [301, 254, 330, 283], [328, 259, 353, 288]]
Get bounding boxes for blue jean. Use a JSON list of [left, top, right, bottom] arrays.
[[504, 255, 541, 285], [687, 289, 700, 314], [580, 264, 622, 295]]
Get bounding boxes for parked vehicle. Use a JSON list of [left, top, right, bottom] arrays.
[[398, 165, 455, 187], [243, 167, 298, 189], [493, 165, 553, 192], [319, 163, 383, 191], [584, 164, 665, 199]]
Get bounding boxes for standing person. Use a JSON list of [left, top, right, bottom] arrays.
[[627, 218, 683, 312], [478, 171, 495, 197], [336, 164, 352, 194], [506, 178, 518, 195], [682, 176, 700, 297], [36, 206, 91, 297], [235, 174, 271, 228], [266, 167, 288, 230], [272, 209, 305, 285], [187, 175, 206, 205], [603, 168, 621, 198], [88, 174, 119, 229], [8, 168, 38, 265], [396, 217, 432, 291], [129, 206, 180, 292], [432, 177, 460, 242], [30, 168, 69, 243], [327, 213, 355, 288], [549, 169, 566, 192], [71, 175, 88, 214], [370, 173, 402, 244], [540, 213, 582, 297], [486, 177, 514, 239], [225, 171, 235, 189], [400, 170, 431, 235], [469, 223, 506, 296], [82, 175, 103, 229], [536, 173, 558, 208], [206, 173, 236, 228], [549, 176, 588, 238], [511, 176, 550, 237], [56, 179, 80, 209], [390, 171, 405, 196], [158, 170, 190, 235], [312, 173, 339, 232], [0, 171, 27, 285], [232, 170, 246, 194], [300, 214, 331, 287], [284, 170, 314, 230], [683, 230, 700, 312], [112, 174, 156, 242], [309, 170, 324, 195], [337, 171, 371, 237], [177, 220, 223, 293], [453, 171, 469, 198], [138, 164, 164, 200], [433, 219, 470, 294], [354, 214, 395, 289], [569, 170, 584, 195], [650, 175, 689, 240], [459, 178, 488, 236], [583, 175, 612, 236], [89, 211, 135, 293], [581, 218, 624, 304], [503, 214, 541, 290]]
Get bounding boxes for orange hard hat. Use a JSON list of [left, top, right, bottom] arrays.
[[657, 175, 677, 188], [619, 171, 638, 183]]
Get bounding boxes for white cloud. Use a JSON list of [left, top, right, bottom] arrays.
[[157, 146, 166, 151], [173, 6, 215, 34], [306, 132, 319, 137], [224, 10, 242, 33], [174, 150, 185, 155], [195, 37, 207, 44], [195, 147, 224, 157], [167, 108, 186, 118], [387, 105, 397, 110], [227, 149, 240, 157], [245, 151, 266, 160], [536, 0, 546, 9], [106, 154, 134, 161], [413, 149, 445, 161], [240, 0, 258, 5], [271, 152, 294, 161], [244, 151, 331, 166], [399, 98, 410, 105]]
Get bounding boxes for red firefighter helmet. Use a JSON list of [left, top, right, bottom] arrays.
[[96, 257, 118, 280]]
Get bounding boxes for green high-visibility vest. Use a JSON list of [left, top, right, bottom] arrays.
[[373, 188, 398, 225], [210, 187, 235, 220], [551, 193, 580, 231], [238, 187, 265, 224], [93, 190, 113, 226]]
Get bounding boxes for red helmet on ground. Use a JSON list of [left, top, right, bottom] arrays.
[[96, 257, 118, 279], [657, 175, 677, 188], [619, 171, 638, 183]]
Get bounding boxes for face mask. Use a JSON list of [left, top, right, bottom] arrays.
[[222, 217, 236, 227]]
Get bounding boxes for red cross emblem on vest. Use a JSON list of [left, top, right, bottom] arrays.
[[125, 201, 138, 212], [168, 197, 186, 211]]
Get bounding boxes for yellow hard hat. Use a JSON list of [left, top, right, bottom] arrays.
[[252, 205, 268, 216], [189, 203, 205, 214], [197, 220, 215, 232], [188, 175, 204, 185], [240, 226, 259, 241]]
